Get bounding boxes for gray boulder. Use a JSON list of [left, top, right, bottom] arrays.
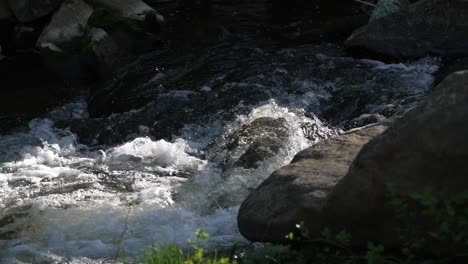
[[0, 0, 13, 51], [8, 0, 64, 22], [82, 27, 121, 77], [324, 71, 468, 247], [346, 0, 468, 58], [37, 0, 93, 51], [85, 0, 164, 32], [238, 124, 387, 242], [369, 0, 410, 23], [37, 0, 93, 82]]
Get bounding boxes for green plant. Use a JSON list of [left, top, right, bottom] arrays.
[[136, 229, 236, 264], [366, 242, 384, 264], [387, 184, 468, 258]]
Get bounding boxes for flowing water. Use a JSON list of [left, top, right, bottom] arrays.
[[0, 43, 439, 263]]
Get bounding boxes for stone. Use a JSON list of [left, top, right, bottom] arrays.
[[238, 124, 387, 242], [82, 27, 121, 77], [369, 0, 410, 23], [85, 0, 164, 32], [37, 0, 93, 52], [36, 0, 93, 83], [0, 0, 11, 20], [0, 0, 14, 52], [8, 0, 64, 22], [325, 71, 468, 247], [346, 0, 468, 58], [227, 117, 289, 170]]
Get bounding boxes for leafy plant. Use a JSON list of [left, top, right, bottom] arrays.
[[366, 242, 384, 264]]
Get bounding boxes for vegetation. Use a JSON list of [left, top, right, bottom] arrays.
[[133, 186, 468, 264]]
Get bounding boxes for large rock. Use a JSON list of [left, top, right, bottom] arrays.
[[324, 71, 468, 247], [238, 124, 388, 242], [8, 0, 64, 22], [271, 0, 368, 42], [85, 0, 164, 32], [369, 0, 410, 23], [0, 0, 13, 52], [346, 0, 468, 58], [82, 27, 121, 78], [0, 0, 11, 20], [36, 0, 93, 83], [37, 0, 93, 51]]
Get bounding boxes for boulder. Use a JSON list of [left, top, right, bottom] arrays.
[[85, 5, 162, 53], [36, 0, 93, 82], [13, 25, 40, 51], [0, 0, 13, 52], [37, 0, 93, 51], [271, 0, 368, 41], [8, 0, 64, 22], [238, 124, 388, 242], [369, 0, 409, 23], [0, 0, 10, 18], [224, 117, 289, 170], [346, 0, 468, 58], [82, 27, 121, 77], [85, 0, 164, 32], [324, 71, 468, 248]]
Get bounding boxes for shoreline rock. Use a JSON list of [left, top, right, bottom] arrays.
[[238, 124, 388, 242]]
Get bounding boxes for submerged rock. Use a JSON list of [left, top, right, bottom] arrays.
[[8, 0, 64, 22], [238, 124, 387, 242], [346, 0, 468, 58], [226, 117, 289, 170], [325, 71, 468, 248]]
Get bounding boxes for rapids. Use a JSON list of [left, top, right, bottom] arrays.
[[0, 44, 439, 263]]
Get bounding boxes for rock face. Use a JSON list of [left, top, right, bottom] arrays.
[[346, 0, 468, 58], [238, 125, 388, 242], [324, 70, 468, 246], [8, 0, 64, 22]]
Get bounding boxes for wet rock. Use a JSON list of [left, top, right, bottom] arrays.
[[238, 124, 387, 242], [228, 117, 289, 169], [8, 0, 64, 22], [37, 0, 93, 82], [324, 71, 468, 248], [346, 0, 468, 58], [369, 0, 409, 23]]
